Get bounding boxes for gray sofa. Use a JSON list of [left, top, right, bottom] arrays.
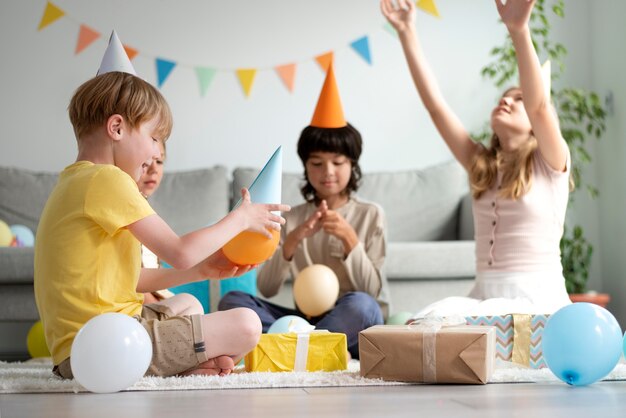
[[0, 160, 475, 360]]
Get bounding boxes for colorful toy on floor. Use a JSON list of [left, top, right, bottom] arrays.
[[542, 302, 622, 386], [293, 264, 339, 317], [9, 224, 35, 247], [71, 313, 152, 393], [267, 315, 311, 334], [26, 321, 50, 358], [223, 146, 283, 265]]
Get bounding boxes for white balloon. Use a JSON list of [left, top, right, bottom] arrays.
[[293, 264, 339, 317], [71, 313, 153, 393]]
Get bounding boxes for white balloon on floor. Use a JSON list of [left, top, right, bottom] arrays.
[[71, 313, 153, 393]]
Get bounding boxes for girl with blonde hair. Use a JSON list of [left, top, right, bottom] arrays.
[[382, 0, 571, 315]]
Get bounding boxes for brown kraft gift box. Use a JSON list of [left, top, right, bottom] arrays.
[[359, 325, 496, 384]]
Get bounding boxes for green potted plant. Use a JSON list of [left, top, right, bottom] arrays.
[[478, 0, 608, 305]]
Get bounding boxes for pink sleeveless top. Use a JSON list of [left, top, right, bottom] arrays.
[[473, 149, 570, 273]]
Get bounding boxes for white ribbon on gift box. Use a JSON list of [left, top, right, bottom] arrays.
[[287, 320, 324, 372], [408, 315, 467, 383]]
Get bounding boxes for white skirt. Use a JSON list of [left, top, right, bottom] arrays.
[[411, 270, 571, 318]]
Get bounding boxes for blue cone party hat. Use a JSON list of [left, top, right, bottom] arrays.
[[97, 30, 136, 76], [223, 147, 283, 265], [244, 146, 282, 207]]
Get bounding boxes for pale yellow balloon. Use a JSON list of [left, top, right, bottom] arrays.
[[293, 264, 339, 317], [0, 220, 12, 247]]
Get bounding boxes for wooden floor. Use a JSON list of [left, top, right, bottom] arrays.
[[3, 381, 626, 418]]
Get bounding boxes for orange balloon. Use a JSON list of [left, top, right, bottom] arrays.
[[222, 229, 280, 265]]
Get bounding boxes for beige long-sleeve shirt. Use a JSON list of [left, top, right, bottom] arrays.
[[257, 197, 390, 318]]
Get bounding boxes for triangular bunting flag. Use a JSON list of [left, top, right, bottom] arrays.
[[123, 45, 138, 61], [37, 1, 65, 31], [75, 24, 100, 55], [275, 63, 297, 92], [315, 52, 334, 73], [236, 69, 257, 98], [382, 22, 399, 38], [156, 58, 177, 88], [195, 67, 217, 97], [350, 36, 372, 65], [416, 0, 440, 18]]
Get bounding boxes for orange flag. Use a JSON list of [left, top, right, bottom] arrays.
[[37, 1, 65, 31], [315, 52, 334, 73], [75, 25, 100, 54], [123, 45, 139, 61], [275, 63, 297, 92]]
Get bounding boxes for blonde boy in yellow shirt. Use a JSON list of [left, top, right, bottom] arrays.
[[34, 33, 289, 378]]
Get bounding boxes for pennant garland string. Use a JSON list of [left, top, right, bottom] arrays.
[[36, 1, 440, 98]]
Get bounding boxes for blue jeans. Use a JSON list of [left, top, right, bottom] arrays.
[[218, 291, 383, 359]]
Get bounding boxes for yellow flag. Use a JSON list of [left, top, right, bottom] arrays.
[[236, 69, 257, 98], [416, 0, 440, 18], [38, 1, 65, 31]]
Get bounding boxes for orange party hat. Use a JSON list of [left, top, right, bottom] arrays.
[[310, 61, 347, 128]]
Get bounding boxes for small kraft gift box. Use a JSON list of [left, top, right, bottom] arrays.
[[359, 321, 496, 384], [465, 314, 549, 369], [245, 330, 348, 372]]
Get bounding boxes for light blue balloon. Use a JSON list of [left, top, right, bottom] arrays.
[[10, 224, 35, 247], [542, 303, 622, 386], [267, 315, 310, 334]]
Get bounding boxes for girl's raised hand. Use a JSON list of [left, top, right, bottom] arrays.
[[495, 0, 535, 33], [236, 188, 290, 239], [380, 0, 416, 33]]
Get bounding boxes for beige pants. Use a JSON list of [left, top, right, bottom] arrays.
[[53, 305, 208, 379]]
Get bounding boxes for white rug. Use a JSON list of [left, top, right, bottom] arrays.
[[2, 359, 626, 394]]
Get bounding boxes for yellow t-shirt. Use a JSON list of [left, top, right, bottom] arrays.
[[34, 161, 155, 365]]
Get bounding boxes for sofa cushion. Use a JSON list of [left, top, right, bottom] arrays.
[[386, 241, 476, 279], [458, 193, 475, 240], [357, 160, 469, 242], [233, 160, 469, 242], [0, 167, 58, 233], [149, 166, 230, 235], [0, 248, 34, 284]]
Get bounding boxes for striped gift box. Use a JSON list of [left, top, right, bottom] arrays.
[[465, 314, 549, 369]]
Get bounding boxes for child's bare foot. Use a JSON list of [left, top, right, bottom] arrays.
[[181, 355, 235, 376]]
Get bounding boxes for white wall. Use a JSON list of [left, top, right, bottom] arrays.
[[0, 0, 504, 173], [0, 1, 622, 322]]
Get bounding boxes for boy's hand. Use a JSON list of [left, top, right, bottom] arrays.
[[236, 188, 290, 239], [282, 200, 327, 261], [321, 209, 360, 255], [294, 199, 327, 241], [197, 249, 255, 279]]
